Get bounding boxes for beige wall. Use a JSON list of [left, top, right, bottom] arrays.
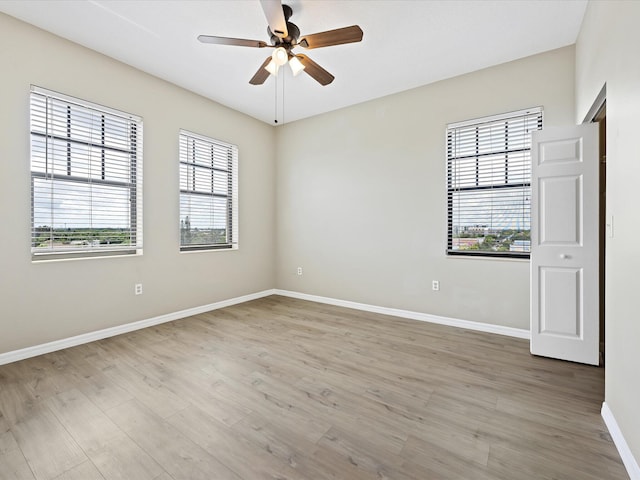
[[276, 46, 575, 330], [0, 13, 276, 354], [576, 0, 640, 463]]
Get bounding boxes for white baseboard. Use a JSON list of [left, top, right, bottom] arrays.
[[274, 289, 530, 339], [0, 289, 276, 366], [602, 402, 640, 479], [0, 288, 529, 366]]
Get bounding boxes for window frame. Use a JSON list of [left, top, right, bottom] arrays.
[[178, 129, 238, 252], [446, 107, 543, 259], [30, 86, 143, 260]]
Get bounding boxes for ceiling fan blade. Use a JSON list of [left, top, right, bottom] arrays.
[[299, 25, 363, 49], [296, 55, 335, 86], [249, 56, 273, 85], [198, 35, 267, 48], [260, 0, 288, 39]]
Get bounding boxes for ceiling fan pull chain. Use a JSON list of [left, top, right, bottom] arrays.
[[274, 72, 278, 124]]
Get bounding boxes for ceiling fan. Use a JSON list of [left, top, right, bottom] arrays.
[[197, 0, 363, 86]]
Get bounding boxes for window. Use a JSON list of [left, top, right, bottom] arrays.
[[30, 87, 143, 259], [447, 107, 542, 258], [179, 130, 238, 251]]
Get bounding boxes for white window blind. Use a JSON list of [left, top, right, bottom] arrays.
[[447, 107, 542, 257], [179, 130, 238, 251], [30, 86, 143, 258]]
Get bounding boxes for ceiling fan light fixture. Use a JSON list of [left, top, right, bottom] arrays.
[[288, 55, 305, 76], [272, 47, 288, 66]]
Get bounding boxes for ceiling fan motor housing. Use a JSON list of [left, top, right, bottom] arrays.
[[267, 4, 299, 48], [268, 23, 300, 46]]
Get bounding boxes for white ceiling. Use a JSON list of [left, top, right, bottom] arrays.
[[0, 0, 587, 125]]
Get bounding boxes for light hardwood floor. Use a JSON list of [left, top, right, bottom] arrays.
[[0, 295, 628, 480]]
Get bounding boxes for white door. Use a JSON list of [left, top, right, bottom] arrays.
[[531, 124, 599, 365]]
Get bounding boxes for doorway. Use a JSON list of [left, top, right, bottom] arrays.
[[582, 84, 607, 367]]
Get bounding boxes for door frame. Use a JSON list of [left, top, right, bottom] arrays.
[[583, 84, 607, 367]]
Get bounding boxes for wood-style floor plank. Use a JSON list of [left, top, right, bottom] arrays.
[[0, 295, 628, 479], [0, 430, 35, 480], [166, 404, 306, 480], [105, 399, 240, 480], [87, 434, 164, 480], [50, 460, 104, 480], [10, 407, 86, 480], [45, 389, 122, 453]]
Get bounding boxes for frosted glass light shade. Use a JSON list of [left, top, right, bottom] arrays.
[[288, 55, 305, 76], [272, 47, 288, 66], [265, 58, 279, 76]]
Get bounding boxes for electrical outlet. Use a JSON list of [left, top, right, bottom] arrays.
[[135, 283, 143, 295], [432, 280, 440, 291], [297, 267, 303, 276]]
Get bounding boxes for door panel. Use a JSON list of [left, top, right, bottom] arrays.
[[539, 175, 582, 245], [539, 266, 582, 337], [531, 124, 598, 365], [539, 138, 583, 165]]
